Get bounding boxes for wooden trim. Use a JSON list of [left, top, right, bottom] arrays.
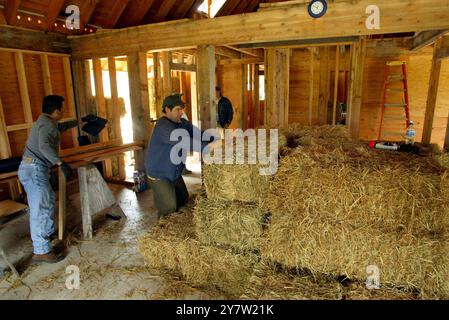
[[15, 52, 33, 131], [0, 97, 12, 159], [40, 55, 53, 95], [63, 56, 79, 147], [6, 123, 32, 131], [422, 38, 443, 144], [332, 45, 340, 125]]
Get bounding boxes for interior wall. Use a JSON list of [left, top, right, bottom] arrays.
[[0, 50, 77, 158], [360, 46, 449, 147], [217, 63, 244, 129]]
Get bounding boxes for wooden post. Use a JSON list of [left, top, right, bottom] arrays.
[[127, 52, 151, 171], [309, 48, 315, 126], [348, 38, 367, 141], [264, 48, 290, 128], [92, 58, 113, 177], [15, 52, 33, 133], [40, 55, 53, 96], [108, 57, 126, 179], [197, 45, 216, 130], [63, 56, 79, 147], [332, 45, 340, 125], [72, 59, 90, 133], [162, 51, 172, 96], [253, 64, 260, 128], [0, 97, 12, 159], [190, 70, 199, 127], [58, 167, 66, 240], [318, 47, 330, 125], [422, 38, 443, 144], [78, 166, 92, 240]]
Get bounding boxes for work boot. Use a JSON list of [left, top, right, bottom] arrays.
[[32, 251, 65, 264]]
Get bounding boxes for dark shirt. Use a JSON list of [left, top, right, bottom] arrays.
[[145, 117, 209, 182], [22, 114, 78, 167], [217, 96, 234, 128]]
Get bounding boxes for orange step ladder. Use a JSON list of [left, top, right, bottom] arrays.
[[377, 61, 411, 141]]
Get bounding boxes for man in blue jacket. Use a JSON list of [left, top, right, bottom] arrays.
[[145, 94, 211, 218]]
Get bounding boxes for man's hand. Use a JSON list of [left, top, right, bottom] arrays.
[[60, 162, 73, 180]]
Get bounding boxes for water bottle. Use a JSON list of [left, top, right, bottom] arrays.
[[405, 121, 416, 145]]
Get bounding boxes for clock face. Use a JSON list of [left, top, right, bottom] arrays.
[[308, 0, 327, 18], [311, 1, 324, 15]]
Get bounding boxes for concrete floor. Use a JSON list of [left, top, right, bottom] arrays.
[[0, 162, 212, 300]]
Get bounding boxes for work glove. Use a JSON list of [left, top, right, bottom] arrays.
[[60, 162, 73, 180]]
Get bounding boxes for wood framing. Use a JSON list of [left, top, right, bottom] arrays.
[[63, 56, 79, 147], [161, 51, 173, 95], [127, 52, 151, 170], [422, 38, 443, 144], [0, 97, 12, 159], [70, 0, 449, 58], [196, 45, 216, 129], [170, 62, 197, 72], [318, 46, 330, 125], [411, 30, 448, 51], [264, 48, 290, 128], [308, 48, 315, 126], [103, 0, 130, 29], [0, 25, 70, 54], [348, 38, 367, 141], [40, 55, 53, 95], [14, 52, 33, 132], [253, 64, 260, 128], [45, 0, 66, 31], [4, 0, 21, 26], [332, 45, 340, 125], [58, 167, 66, 240]]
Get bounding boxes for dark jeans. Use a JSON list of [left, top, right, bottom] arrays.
[[151, 176, 189, 218]]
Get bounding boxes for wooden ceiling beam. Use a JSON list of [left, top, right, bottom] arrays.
[[102, 0, 130, 28], [79, 0, 98, 32], [186, 0, 208, 19], [115, 0, 157, 27], [147, 0, 176, 23], [4, 0, 21, 26], [45, 0, 66, 31], [70, 0, 449, 59]]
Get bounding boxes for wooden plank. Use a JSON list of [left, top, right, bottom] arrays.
[[308, 48, 315, 126], [332, 46, 340, 125], [40, 55, 53, 95], [92, 58, 112, 177], [215, 46, 242, 59], [127, 53, 151, 170], [45, 0, 66, 31], [58, 167, 66, 240], [103, 0, 130, 29], [223, 45, 262, 58], [0, 25, 70, 54], [197, 45, 216, 130], [411, 30, 448, 51], [236, 37, 359, 50], [219, 58, 264, 65], [6, 123, 32, 131], [348, 38, 367, 141], [68, 0, 449, 59], [62, 56, 79, 147], [264, 48, 289, 128], [77, 166, 92, 239], [60, 139, 121, 157], [422, 38, 443, 144], [318, 46, 330, 125], [71, 59, 89, 127], [0, 97, 12, 159], [253, 64, 260, 128], [79, 0, 98, 33], [14, 52, 33, 132], [161, 51, 172, 95], [4, 0, 21, 26], [0, 200, 28, 218], [115, 0, 157, 27], [170, 62, 196, 72]]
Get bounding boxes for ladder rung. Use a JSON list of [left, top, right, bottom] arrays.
[[387, 88, 407, 92], [385, 103, 407, 107], [387, 61, 406, 66]]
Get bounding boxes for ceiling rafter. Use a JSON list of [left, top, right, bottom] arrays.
[[4, 0, 22, 25], [45, 0, 66, 31], [102, 0, 130, 28], [79, 0, 98, 32], [115, 0, 157, 28]]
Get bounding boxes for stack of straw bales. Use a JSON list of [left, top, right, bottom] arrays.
[[262, 125, 449, 298], [138, 211, 257, 297]]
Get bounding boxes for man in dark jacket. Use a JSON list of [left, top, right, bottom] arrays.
[[216, 86, 233, 129], [18, 95, 77, 263], [145, 94, 211, 218]]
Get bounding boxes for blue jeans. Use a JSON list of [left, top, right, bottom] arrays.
[[18, 162, 56, 254]]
